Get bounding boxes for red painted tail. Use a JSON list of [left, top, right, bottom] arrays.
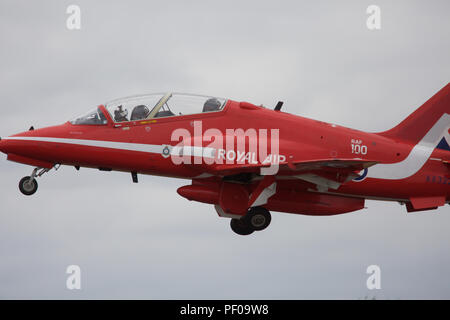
[[379, 83, 450, 144]]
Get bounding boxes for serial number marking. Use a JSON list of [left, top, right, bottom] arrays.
[[426, 175, 450, 184]]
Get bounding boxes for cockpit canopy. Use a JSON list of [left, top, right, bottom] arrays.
[[70, 108, 108, 125], [70, 93, 227, 125]]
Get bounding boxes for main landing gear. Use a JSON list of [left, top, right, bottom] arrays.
[[18, 166, 58, 196], [230, 206, 272, 236]]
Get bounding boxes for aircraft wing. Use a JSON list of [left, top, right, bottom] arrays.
[[204, 158, 378, 191], [206, 158, 376, 175], [286, 159, 377, 191], [285, 158, 376, 171]]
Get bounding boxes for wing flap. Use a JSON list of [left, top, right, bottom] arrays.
[[409, 196, 446, 210]]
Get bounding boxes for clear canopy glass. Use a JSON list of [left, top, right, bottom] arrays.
[[70, 107, 108, 125], [105, 93, 165, 123], [69, 93, 227, 125], [105, 93, 226, 123]]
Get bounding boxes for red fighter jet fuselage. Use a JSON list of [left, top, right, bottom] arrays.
[[0, 87, 449, 235]]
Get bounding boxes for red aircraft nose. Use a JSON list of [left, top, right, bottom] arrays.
[[0, 137, 7, 154], [0, 136, 18, 155]]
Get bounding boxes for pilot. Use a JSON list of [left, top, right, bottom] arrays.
[[114, 105, 128, 122], [202, 98, 222, 112]]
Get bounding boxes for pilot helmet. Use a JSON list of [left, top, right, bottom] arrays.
[[130, 105, 150, 120], [203, 98, 222, 112], [116, 105, 128, 116]]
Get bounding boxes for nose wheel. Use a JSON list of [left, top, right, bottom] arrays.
[[19, 176, 38, 196], [230, 207, 272, 236], [18, 166, 57, 196]]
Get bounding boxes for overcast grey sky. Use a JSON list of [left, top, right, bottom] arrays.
[[0, 0, 449, 299]]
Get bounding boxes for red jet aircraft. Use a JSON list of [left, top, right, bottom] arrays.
[[0, 85, 449, 235]]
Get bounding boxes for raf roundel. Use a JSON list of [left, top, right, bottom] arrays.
[[162, 145, 171, 158], [353, 168, 368, 182]]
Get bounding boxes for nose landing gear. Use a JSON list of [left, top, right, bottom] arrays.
[[18, 166, 58, 196], [230, 206, 272, 236], [19, 176, 38, 196]]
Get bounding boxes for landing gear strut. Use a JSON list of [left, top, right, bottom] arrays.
[[230, 206, 272, 236], [18, 166, 57, 196]]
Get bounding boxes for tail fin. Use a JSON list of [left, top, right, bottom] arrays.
[[379, 83, 450, 149]]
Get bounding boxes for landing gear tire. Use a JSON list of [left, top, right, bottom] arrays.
[[230, 218, 254, 236], [19, 176, 38, 196], [247, 207, 271, 231]]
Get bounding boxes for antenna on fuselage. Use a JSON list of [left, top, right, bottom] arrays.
[[274, 101, 284, 111]]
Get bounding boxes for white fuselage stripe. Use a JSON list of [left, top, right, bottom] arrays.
[[367, 113, 450, 180], [3, 136, 164, 154], [2, 136, 217, 158]]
